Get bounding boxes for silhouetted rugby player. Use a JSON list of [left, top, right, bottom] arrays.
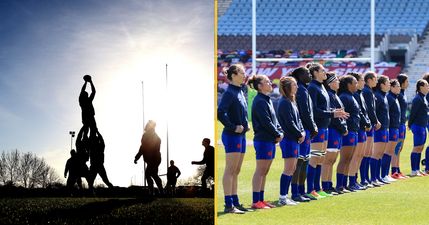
[[192, 138, 214, 190], [88, 129, 113, 189], [134, 120, 163, 195], [79, 75, 97, 133], [166, 160, 181, 195], [64, 149, 83, 190], [75, 126, 89, 181]]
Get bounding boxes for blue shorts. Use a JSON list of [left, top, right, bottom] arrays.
[[399, 124, 406, 139], [222, 132, 246, 153], [254, 140, 276, 160], [280, 138, 299, 158], [389, 128, 399, 142], [374, 128, 388, 143], [311, 128, 328, 143], [342, 131, 358, 147], [411, 124, 427, 147], [366, 127, 374, 137], [299, 130, 311, 158], [327, 128, 342, 151], [358, 130, 367, 143]]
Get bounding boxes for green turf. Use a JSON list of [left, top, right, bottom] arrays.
[[216, 122, 429, 225], [0, 197, 213, 225]]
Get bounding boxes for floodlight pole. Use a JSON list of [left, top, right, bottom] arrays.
[[142, 81, 146, 187], [252, 0, 257, 75], [370, 0, 375, 71], [166, 64, 169, 174], [69, 131, 75, 151]]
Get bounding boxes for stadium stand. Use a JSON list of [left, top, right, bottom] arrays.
[[218, 0, 429, 37], [217, 0, 429, 99]]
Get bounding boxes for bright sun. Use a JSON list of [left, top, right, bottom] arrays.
[[85, 52, 213, 187]]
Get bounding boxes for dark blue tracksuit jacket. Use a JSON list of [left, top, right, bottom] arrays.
[[362, 85, 379, 126], [387, 92, 401, 129], [327, 88, 348, 135], [354, 90, 371, 130], [296, 82, 318, 133], [409, 92, 429, 128], [252, 92, 283, 142], [398, 89, 407, 125], [339, 91, 361, 132], [374, 90, 390, 129], [218, 84, 249, 135], [277, 97, 305, 141], [308, 80, 333, 129]]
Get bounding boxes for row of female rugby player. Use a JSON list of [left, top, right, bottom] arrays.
[[218, 62, 429, 214]]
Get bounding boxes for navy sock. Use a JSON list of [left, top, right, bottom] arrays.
[[426, 147, 429, 171], [411, 152, 418, 171], [252, 192, 259, 203], [398, 167, 401, 173], [307, 165, 316, 193], [365, 157, 371, 182], [280, 174, 292, 196], [260, 191, 265, 202], [322, 181, 330, 190], [349, 176, 356, 186], [370, 158, 378, 181], [314, 165, 322, 191], [329, 181, 334, 189], [386, 155, 392, 175], [298, 185, 305, 195], [232, 195, 239, 206], [343, 175, 348, 187], [377, 159, 382, 180], [381, 154, 391, 178], [336, 173, 344, 189], [392, 167, 398, 174], [225, 195, 233, 208], [359, 157, 367, 183], [291, 183, 299, 197], [417, 153, 422, 171]]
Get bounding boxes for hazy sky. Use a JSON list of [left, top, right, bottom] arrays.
[[0, 0, 214, 187]]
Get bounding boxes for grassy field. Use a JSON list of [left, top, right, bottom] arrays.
[[216, 121, 429, 225], [0, 197, 213, 225]]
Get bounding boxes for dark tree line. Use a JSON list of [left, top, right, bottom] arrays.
[[0, 149, 60, 188]]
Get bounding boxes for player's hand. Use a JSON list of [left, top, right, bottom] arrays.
[[375, 122, 381, 131], [298, 136, 305, 144], [310, 130, 318, 139], [234, 125, 244, 133], [333, 108, 349, 119]]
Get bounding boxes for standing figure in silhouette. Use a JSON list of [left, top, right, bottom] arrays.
[[79, 75, 97, 135], [192, 138, 214, 190], [88, 129, 114, 190], [64, 149, 83, 191], [166, 160, 181, 196], [134, 120, 164, 195], [75, 126, 89, 184]]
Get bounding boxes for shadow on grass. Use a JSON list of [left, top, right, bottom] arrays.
[[29, 198, 154, 222]]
